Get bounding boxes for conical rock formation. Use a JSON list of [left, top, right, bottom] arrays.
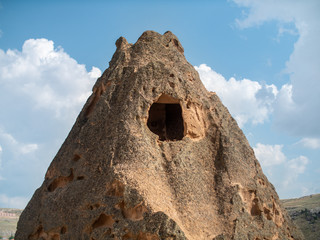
[[16, 31, 303, 240]]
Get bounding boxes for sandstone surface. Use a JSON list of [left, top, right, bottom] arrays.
[[16, 31, 303, 240]]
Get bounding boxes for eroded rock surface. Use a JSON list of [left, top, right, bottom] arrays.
[[16, 31, 303, 240]]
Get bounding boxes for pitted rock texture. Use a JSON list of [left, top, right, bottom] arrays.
[[16, 31, 304, 240]]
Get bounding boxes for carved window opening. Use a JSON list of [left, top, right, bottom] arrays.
[[147, 94, 184, 141]]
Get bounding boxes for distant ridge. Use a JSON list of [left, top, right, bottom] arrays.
[[281, 193, 320, 240]]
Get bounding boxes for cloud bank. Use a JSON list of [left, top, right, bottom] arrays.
[[196, 64, 277, 128], [234, 0, 320, 137], [198, 1, 320, 138], [0, 38, 101, 120], [298, 138, 320, 149]]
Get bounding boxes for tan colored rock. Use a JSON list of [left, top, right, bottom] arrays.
[[16, 31, 304, 240]]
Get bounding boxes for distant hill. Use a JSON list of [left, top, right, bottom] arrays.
[[0, 208, 22, 239], [281, 193, 320, 240], [0, 194, 319, 239]]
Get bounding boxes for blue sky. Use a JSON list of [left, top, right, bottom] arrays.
[[0, 0, 319, 208]]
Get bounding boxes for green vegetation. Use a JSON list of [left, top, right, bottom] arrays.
[[282, 194, 320, 240]]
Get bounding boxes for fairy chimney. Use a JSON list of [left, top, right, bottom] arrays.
[[16, 31, 303, 240]]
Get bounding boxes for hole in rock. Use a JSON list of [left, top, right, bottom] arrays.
[[48, 169, 74, 192], [263, 207, 272, 220], [147, 94, 184, 141], [73, 154, 81, 162], [28, 225, 43, 240], [251, 198, 262, 216], [92, 213, 115, 230], [60, 226, 67, 234]]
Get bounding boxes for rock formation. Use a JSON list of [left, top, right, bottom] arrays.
[[16, 31, 303, 240]]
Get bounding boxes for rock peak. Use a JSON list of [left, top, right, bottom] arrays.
[[136, 30, 184, 53], [16, 31, 303, 240], [115, 36, 129, 49]]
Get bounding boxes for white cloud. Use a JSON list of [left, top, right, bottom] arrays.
[[0, 130, 18, 146], [253, 143, 286, 167], [0, 128, 38, 155], [20, 144, 39, 154], [283, 156, 308, 187], [0, 194, 29, 209], [234, 0, 320, 136], [0, 38, 101, 121], [297, 137, 320, 149], [196, 64, 277, 127], [89, 66, 102, 79], [253, 142, 309, 197], [288, 156, 308, 174]]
